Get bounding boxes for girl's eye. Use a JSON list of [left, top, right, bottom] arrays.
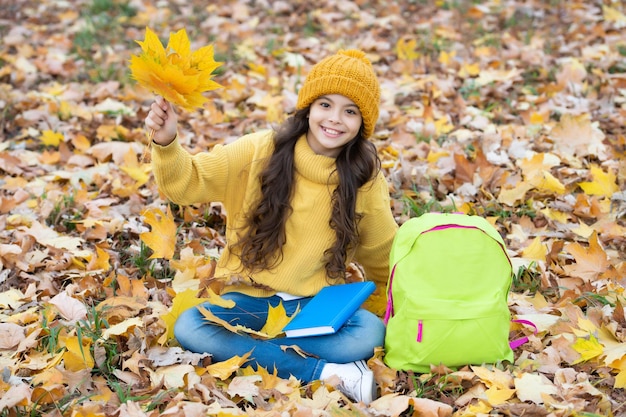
[[320, 102, 330, 108]]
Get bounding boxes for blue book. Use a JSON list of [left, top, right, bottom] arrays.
[[282, 281, 376, 338]]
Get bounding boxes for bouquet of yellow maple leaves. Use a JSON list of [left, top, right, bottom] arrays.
[[130, 27, 222, 116]]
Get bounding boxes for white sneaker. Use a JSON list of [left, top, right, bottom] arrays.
[[320, 360, 376, 404]]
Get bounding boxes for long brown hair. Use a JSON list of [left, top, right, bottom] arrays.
[[235, 107, 381, 280]]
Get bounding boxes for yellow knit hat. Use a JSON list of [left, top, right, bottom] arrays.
[[296, 49, 380, 138]]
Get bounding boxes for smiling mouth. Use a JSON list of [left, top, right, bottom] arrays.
[[322, 126, 343, 136]]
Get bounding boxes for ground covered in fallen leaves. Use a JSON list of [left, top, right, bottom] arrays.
[[1, 0, 625, 416]]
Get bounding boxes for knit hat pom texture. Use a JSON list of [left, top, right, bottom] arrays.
[[296, 49, 380, 138]]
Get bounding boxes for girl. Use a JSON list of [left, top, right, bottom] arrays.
[[145, 49, 398, 404]]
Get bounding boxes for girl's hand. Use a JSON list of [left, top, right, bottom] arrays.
[[145, 96, 178, 146]]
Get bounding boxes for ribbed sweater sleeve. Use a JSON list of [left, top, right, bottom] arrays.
[[151, 131, 273, 206], [151, 138, 229, 205]]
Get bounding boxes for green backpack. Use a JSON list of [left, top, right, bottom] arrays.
[[383, 212, 514, 373]]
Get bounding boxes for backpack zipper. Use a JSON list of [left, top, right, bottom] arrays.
[[417, 319, 423, 342]]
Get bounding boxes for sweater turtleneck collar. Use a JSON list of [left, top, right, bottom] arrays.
[[293, 135, 339, 185]]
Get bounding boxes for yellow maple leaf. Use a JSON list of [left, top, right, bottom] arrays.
[[396, 38, 420, 61], [129, 27, 222, 112], [171, 268, 199, 293], [260, 301, 296, 338], [438, 50, 455, 66], [597, 325, 626, 365], [530, 170, 566, 194], [540, 208, 570, 224], [434, 117, 454, 136], [611, 356, 626, 389], [578, 165, 619, 198], [170, 246, 204, 274], [159, 288, 210, 344], [120, 149, 151, 187], [140, 206, 177, 259], [87, 245, 111, 272], [102, 317, 143, 339], [59, 334, 94, 371], [472, 365, 513, 390], [572, 334, 603, 364], [458, 62, 481, 78], [485, 386, 516, 406], [603, 5, 626, 24], [498, 181, 533, 206], [521, 236, 547, 262], [40, 130, 63, 147], [206, 352, 252, 380], [519, 153, 565, 194]]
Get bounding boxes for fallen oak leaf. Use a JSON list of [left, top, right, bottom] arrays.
[[21, 220, 83, 252]]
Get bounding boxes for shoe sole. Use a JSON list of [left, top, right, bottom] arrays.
[[354, 360, 376, 404]]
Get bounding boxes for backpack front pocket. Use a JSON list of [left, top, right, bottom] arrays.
[[384, 299, 513, 372]]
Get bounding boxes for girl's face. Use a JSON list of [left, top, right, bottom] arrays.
[[306, 94, 362, 158]]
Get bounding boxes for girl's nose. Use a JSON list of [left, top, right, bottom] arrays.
[[328, 111, 342, 123]]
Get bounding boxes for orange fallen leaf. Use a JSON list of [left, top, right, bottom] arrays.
[[563, 232, 611, 282]]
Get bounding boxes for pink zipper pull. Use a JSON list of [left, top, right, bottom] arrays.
[[417, 320, 423, 342]]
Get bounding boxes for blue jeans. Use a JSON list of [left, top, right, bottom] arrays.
[[174, 292, 385, 382]]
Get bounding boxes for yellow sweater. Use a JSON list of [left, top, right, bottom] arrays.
[[152, 131, 398, 297]]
